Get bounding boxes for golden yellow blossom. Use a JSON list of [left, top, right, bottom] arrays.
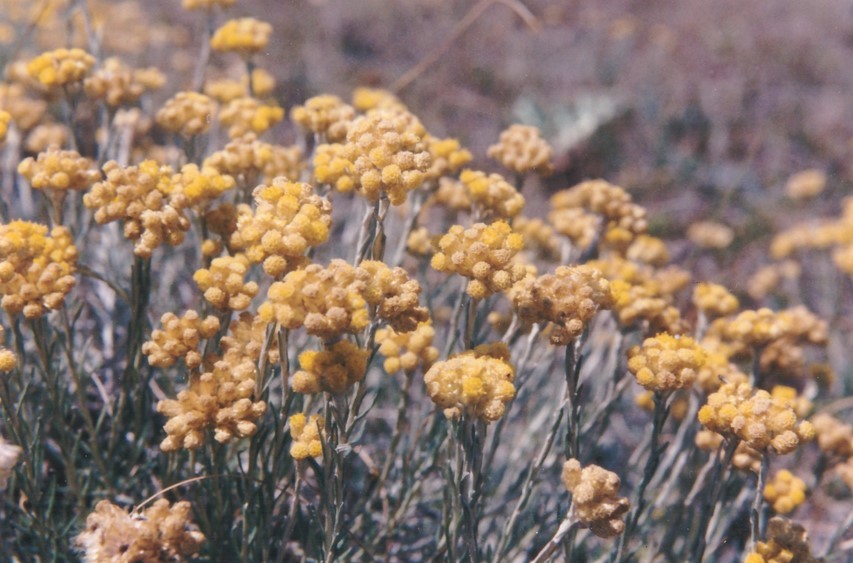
[[193, 254, 259, 311], [406, 227, 433, 257], [458, 169, 525, 219], [18, 146, 99, 192], [27, 48, 95, 88], [183, 0, 235, 10], [0, 83, 47, 131], [786, 169, 826, 200], [219, 97, 284, 138], [156, 91, 216, 137], [204, 68, 276, 102], [430, 221, 527, 299], [210, 18, 272, 56], [157, 346, 266, 451], [698, 382, 814, 454], [23, 123, 69, 154], [291, 94, 355, 143], [289, 413, 324, 459], [171, 163, 235, 209], [75, 499, 205, 563], [292, 340, 368, 394], [561, 458, 630, 538], [510, 265, 614, 345], [142, 311, 220, 370], [744, 516, 820, 563], [625, 235, 670, 267], [359, 260, 428, 332], [487, 124, 554, 176], [0, 326, 15, 374], [425, 136, 473, 181], [0, 221, 76, 318], [686, 221, 734, 249], [377, 321, 439, 375], [83, 58, 161, 107], [550, 180, 647, 241], [764, 469, 807, 514], [810, 413, 853, 459], [692, 282, 739, 318], [424, 342, 515, 423], [628, 333, 707, 392], [512, 217, 561, 261], [220, 312, 279, 365], [231, 178, 331, 277], [0, 110, 9, 143], [204, 133, 305, 185], [351, 87, 406, 113]]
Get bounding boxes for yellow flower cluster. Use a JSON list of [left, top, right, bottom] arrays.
[[694, 342, 748, 392], [458, 169, 525, 219], [17, 146, 99, 192], [210, 18, 272, 56], [711, 306, 827, 354], [0, 110, 9, 143], [314, 109, 431, 205], [424, 342, 515, 423], [75, 499, 205, 563], [359, 260, 429, 332], [627, 333, 707, 392], [193, 254, 259, 311], [785, 169, 826, 200], [231, 179, 331, 277], [201, 203, 239, 257], [770, 198, 853, 265], [183, 0, 235, 10], [156, 91, 216, 137], [0, 326, 16, 373], [292, 340, 368, 394], [430, 221, 527, 299], [487, 124, 554, 176], [686, 221, 734, 249], [27, 48, 95, 88], [692, 282, 739, 318], [764, 469, 807, 514], [23, 123, 69, 154], [810, 413, 853, 458], [204, 133, 305, 185], [157, 346, 266, 451], [219, 97, 284, 138], [0, 83, 47, 131], [289, 413, 324, 460], [259, 260, 368, 340], [550, 180, 647, 242], [351, 87, 406, 113], [425, 136, 473, 181], [83, 58, 161, 107], [744, 517, 820, 563], [510, 265, 614, 345], [376, 321, 439, 375], [142, 310, 220, 370], [624, 235, 669, 267], [84, 160, 191, 258], [697, 382, 815, 454], [0, 221, 76, 318], [171, 163, 235, 209], [561, 458, 630, 538], [290, 94, 355, 142], [512, 217, 561, 261], [204, 69, 276, 103], [221, 312, 279, 365]]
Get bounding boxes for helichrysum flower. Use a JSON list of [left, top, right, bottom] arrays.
[[744, 516, 821, 563], [291, 94, 355, 143], [351, 87, 406, 113], [193, 254, 259, 311], [487, 124, 554, 176], [183, 0, 235, 9], [686, 220, 734, 249], [0, 221, 77, 318], [210, 18, 272, 56], [561, 458, 630, 538], [313, 109, 431, 205], [424, 342, 515, 422], [292, 340, 368, 394], [425, 136, 473, 181], [85, 160, 191, 258], [157, 347, 266, 451], [510, 264, 614, 345], [764, 469, 807, 514], [625, 234, 670, 267], [430, 221, 527, 299], [205, 68, 276, 103], [377, 321, 439, 375], [142, 311, 221, 370], [627, 333, 707, 392], [359, 260, 428, 332], [698, 382, 815, 454], [204, 133, 306, 185], [258, 260, 368, 340], [0, 326, 16, 374], [156, 91, 216, 137], [458, 169, 525, 219], [18, 146, 99, 194], [289, 413, 324, 459], [219, 97, 284, 138], [512, 217, 561, 261], [692, 282, 739, 318], [27, 48, 95, 88], [75, 499, 205, 563], [0, 110, 9, 143], [83, 58, 160, 107], [221, 312, 279, 365], [550, 180, 647, 241], [785, 169, 826, 200], [23, 123, 70, 154], [0, 83, 47, 131], [810, 413, 853, 459], [171, 163, 235, 209], [230, 179, 331, 278], [0, 434, 22, 490]]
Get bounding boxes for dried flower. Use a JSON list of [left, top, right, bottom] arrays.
[[458, 169, 525, 219], [0, 110, 9, 143], [561, 458, 630, 538], [487, 124, 554, 176], [550, 180, 647, 242], [156, 91, 216, 137], [204, 133, 305, 185], [18, 146, 99, 193], [430, 221, 527, 299], [289, 413, 324, 459], [351, 87, 406, 113], [171, 163, 235, 209], [291, 94, 355, 143], [219, 96, 284, 138], [75, 499, 205, 562], [292, 340, 368, 394], [424, 342, 515, 423], [744, 516, 821, 563], [359, 260, 428, 332], [425, 136, 473, 181], [83, 58, 159, 107], [810, 413, 853, 459], [0, 83, 47, 131], [0, 326, 15, 373], [686, 221, 734, 249], [24, 123, 70, 154], [764, 469, 807, 514], [210, 18, 272, 56], [510, 265, 614, 345], [376, 321, 438, 375], [183, 0, 235, 10], [692, 282, 739, 318], [512, 216, 561, 261], [142, 311, 220, 370], [0, 221, 77, 318], [27, 48, 95, 88], [786, 169, 826, 200], [628, 333, 707, 392], [193, 254, 259, 311]]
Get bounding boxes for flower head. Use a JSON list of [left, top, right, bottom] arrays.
[[156, 92, 216, 137], [142, 311, 221, 370], [18, 146, 99, 193], [289, 413, 325, 459], [193, 254, 259, 311], [764, 469, 807, 514], [561, 458, 630, 538], [210, 18, 272, 56], [627, 333, 707, 392], [487, 124, 554, 176], [377, 321, 439, 375], [291, 94, 355, 143], [292, 340, 368, 394], [219, 97, 284, 138], [27, 48, 95, 88]]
